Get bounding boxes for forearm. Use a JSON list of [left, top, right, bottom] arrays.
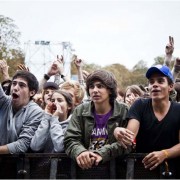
[[50, 118, 65, 152], [54, 74, 61, 85], [77, 67, 84, 85], [2, 71, 10, 81], [30, 116, 50, 151], [95, 142, 130, 163], [0, 145, 10, 154], [164, 54, 173, 67], [171, 68, 179, 81], [163, 143, 180, 159], [171, 59, 180, 81]]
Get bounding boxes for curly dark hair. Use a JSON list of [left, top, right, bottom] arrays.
[[86, 69, 117, 105]]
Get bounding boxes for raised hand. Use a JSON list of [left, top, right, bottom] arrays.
[[52, 102, 64, 118], [165, 36, 174, 56], [17, 64, 30, 71], [45, 101, 55, 114], [47, 55, 64, 76], [0, 59, 10, 80], [164, 36, 174, 67], [74, 58, 84, 69]]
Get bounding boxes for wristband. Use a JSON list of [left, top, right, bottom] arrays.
[[162, 150, 169, 159], [61, 74, 65, 78], [44, 74, 50, 80]]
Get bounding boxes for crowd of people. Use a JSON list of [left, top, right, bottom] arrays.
[[0, 36, 180, 178]]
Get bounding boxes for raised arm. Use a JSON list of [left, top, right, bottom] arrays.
[[73, 55, 85, 86], [164, 36, 174, 67], [172, 57, 180, 81], [0, 60, 10, 81]]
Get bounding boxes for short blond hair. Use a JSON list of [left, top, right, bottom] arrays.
[[59, 80, 85, 104]]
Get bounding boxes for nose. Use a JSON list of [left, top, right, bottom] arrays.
[[92, 86, 98, 92], [152, 81, 158, 88], [48, 90, 54, 96], [12, 83, 19, 91]]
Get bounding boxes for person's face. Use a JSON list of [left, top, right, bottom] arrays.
[[148, 73, 173, 101], [51, 92, 71, 120], [89, 81, 110, 105], [125, 89, 139, 106], [44, 88, 55, 105], [11, 77, 35, 111]]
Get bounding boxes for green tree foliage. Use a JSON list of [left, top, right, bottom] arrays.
[[153, 56, 164, 66], [104, 63, 131, 89], [131, 60, 148, 87], [153, 56, 174, 69], [0, 15, 24, 81], [83, 63, 101, 73]]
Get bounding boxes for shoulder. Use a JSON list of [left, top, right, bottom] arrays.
[[73, 101, 92, 115], [25, 101, 44, 117], [132, 98, 151, 107], [113, 100, 129, 117], [114, 100, 128, 110], [171, 101, 180, 110]]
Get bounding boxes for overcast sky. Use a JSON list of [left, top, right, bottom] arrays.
[[1, 0, 180, 76]]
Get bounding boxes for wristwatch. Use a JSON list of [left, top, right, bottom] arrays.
[[44, 74, 50, 80]]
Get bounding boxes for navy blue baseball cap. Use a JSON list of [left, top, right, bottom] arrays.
[[146, 64, 174, 82], [43, 82, 59, 90]]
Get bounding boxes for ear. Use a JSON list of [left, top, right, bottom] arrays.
[[169, 83, 174, 90], [67, 106, 71, 110], [30, 90, 36, 97], [168, 83, 174, 93]]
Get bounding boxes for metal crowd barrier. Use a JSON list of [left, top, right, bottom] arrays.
[[0, 153, 179, 179]]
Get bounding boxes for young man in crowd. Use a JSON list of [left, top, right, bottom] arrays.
[[114, 65, 180, 177], [64, 69, 129, 170], [0, 70, 43, 153]]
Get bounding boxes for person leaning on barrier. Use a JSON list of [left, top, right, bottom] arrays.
[[114, 65, 180, 175], [64, 69, 130, 170], [30, 90, 73, 153], [0, 70, 43, 154]]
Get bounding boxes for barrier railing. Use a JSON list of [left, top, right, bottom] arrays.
[[0, 153, 179, 179]]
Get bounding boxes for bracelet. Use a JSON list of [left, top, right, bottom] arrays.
[[162, 150, 169, 159], [44, 74, 50, 80]]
